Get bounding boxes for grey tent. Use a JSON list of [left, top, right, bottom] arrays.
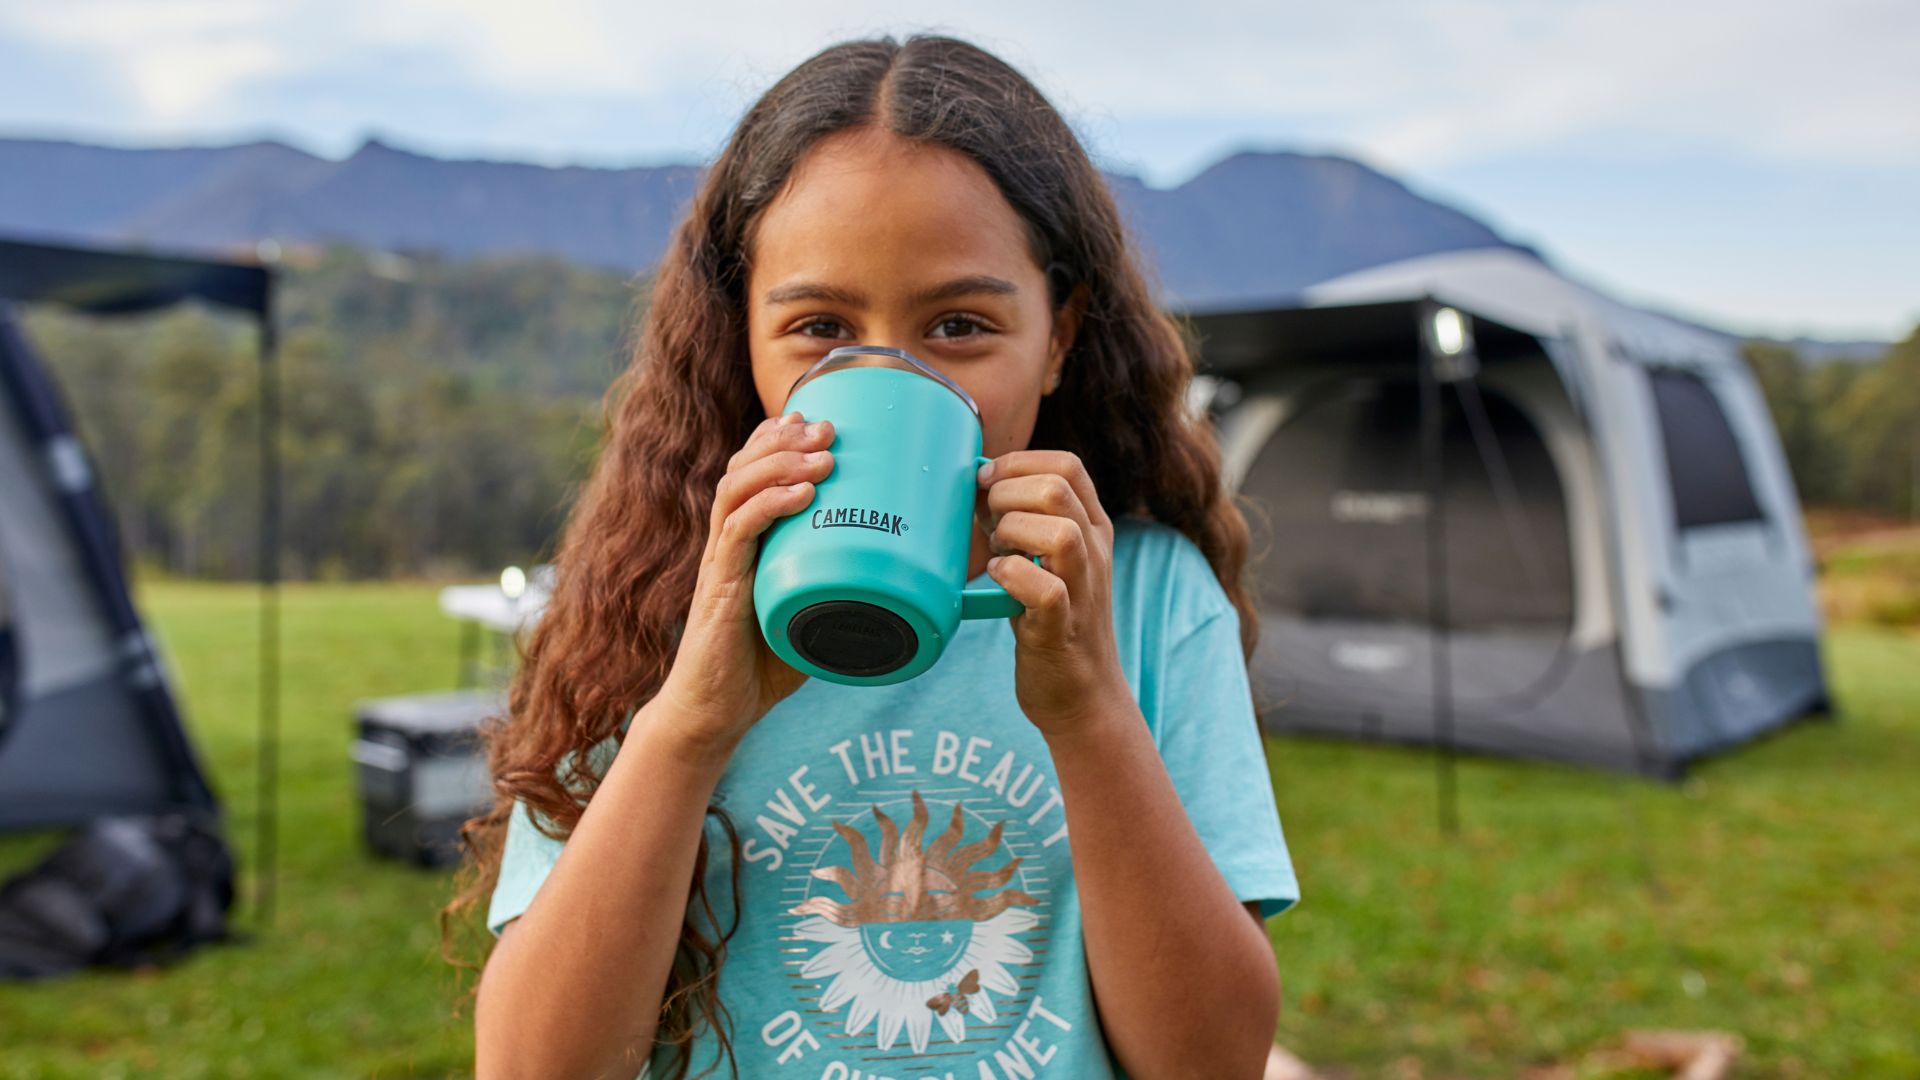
[[0, 236, 275, 832], [1189, 248, 1829, 777]]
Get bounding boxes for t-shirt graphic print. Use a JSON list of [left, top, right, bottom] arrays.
[[788, 784, 1049, 1056], [486, 516, 1301, 1080], [712, 704, 1088, 1079]]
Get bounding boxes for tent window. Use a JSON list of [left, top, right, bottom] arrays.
[[1645, 370, 1764, 530]]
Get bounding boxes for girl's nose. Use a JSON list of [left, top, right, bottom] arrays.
[[862, 335, 914, 355]]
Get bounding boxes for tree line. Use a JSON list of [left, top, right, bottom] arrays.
[[1744, 329, 1918, 520], [20, 245, 636, 580]]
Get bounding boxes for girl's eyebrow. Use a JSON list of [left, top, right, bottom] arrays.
[[762, 275, 1020, 308]]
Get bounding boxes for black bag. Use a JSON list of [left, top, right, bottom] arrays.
[[0, 811, 235, 979]]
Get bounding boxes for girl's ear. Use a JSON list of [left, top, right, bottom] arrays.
[[1045, 283, 1090, 394]]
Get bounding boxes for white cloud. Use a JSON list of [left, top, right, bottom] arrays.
[[353, 0, 648, 97], [1334, 0, 1920, 170], [3, 0, 286, 121], [5, 0, 1914, 169]]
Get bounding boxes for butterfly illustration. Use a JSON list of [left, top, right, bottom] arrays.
[[925, 968, 981, 1016]]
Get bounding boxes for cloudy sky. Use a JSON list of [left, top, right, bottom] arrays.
[[1, 0, 1914, 340]]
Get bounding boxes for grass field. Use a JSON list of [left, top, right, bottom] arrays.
[[3, 578, 1917, 1078]]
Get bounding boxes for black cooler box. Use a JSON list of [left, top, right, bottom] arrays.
[[351, 688, 504, 866]]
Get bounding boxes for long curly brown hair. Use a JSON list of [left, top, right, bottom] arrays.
[[442, 32, 1268, 1080]]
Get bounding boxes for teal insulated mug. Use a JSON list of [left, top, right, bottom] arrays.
[[753, 345, 1031, 686]]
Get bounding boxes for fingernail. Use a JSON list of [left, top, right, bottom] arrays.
[[804, 450, 829, 463], [988, 556, 1003, 570], [805, 421, 826, 437], [977, 461, 994, 482]]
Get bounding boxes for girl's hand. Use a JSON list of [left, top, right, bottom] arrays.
[[656, 410, 835, 756], [975, 450, 1131, 737]]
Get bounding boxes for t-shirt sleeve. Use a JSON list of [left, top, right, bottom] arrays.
[[485, 732, 626, 936], [486, 797, 568, 936], [1147, 547, 1301, 921]]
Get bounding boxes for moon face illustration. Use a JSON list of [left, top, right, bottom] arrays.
[[861, 917, 973, 981]]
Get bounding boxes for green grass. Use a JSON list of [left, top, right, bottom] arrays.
[[3, 583, 1917, 1077], [1, 582, 475, 1079], [1266, 628, 1920, 1077]]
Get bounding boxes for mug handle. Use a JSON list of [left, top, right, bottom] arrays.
[[959, 455, 1034, 620]]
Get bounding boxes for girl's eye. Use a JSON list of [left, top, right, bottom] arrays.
[[929, 314, 992, 339], [796, 318, 850, 340]]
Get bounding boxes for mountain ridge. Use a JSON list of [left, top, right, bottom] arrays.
[[0, 133, 1520, 311]]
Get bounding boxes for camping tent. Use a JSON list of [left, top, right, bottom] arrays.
[[0, 236, 275, 833], [1188, 247, 1829, 777]]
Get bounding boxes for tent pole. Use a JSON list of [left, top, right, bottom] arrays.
[[1418, 300, 1460, 838], [255, 278, 282, 929]]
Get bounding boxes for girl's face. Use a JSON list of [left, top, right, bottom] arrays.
[[744, 125, 1082, 460]]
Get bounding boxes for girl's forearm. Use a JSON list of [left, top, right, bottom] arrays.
[[1041, 694, 1281, 1079], [474, 694, 740, 1080]]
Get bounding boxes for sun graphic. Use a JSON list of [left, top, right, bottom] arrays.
[[790, 789, 1041, 1054]]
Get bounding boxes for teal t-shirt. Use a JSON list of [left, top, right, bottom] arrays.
[[486, 515, 1300, 1079]]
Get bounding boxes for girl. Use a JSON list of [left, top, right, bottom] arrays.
[[447, 33, 1299, 1080]]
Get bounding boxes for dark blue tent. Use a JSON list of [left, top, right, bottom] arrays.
[[0, 236, 280, 915]]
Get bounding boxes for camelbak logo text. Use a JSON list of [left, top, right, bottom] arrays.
[[811, 507, 908, 535]]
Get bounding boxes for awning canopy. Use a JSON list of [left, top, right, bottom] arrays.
[[1182, 297, 1541, 375], [1179, 248, 1732, 372], [0, 236, 270, 318]]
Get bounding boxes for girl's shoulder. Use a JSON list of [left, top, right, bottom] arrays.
[[1108, 514, 1236, 644], [1108, 512, 1189, 570]]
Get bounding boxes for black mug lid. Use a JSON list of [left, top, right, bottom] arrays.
[[782, 345, 982, 423]]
